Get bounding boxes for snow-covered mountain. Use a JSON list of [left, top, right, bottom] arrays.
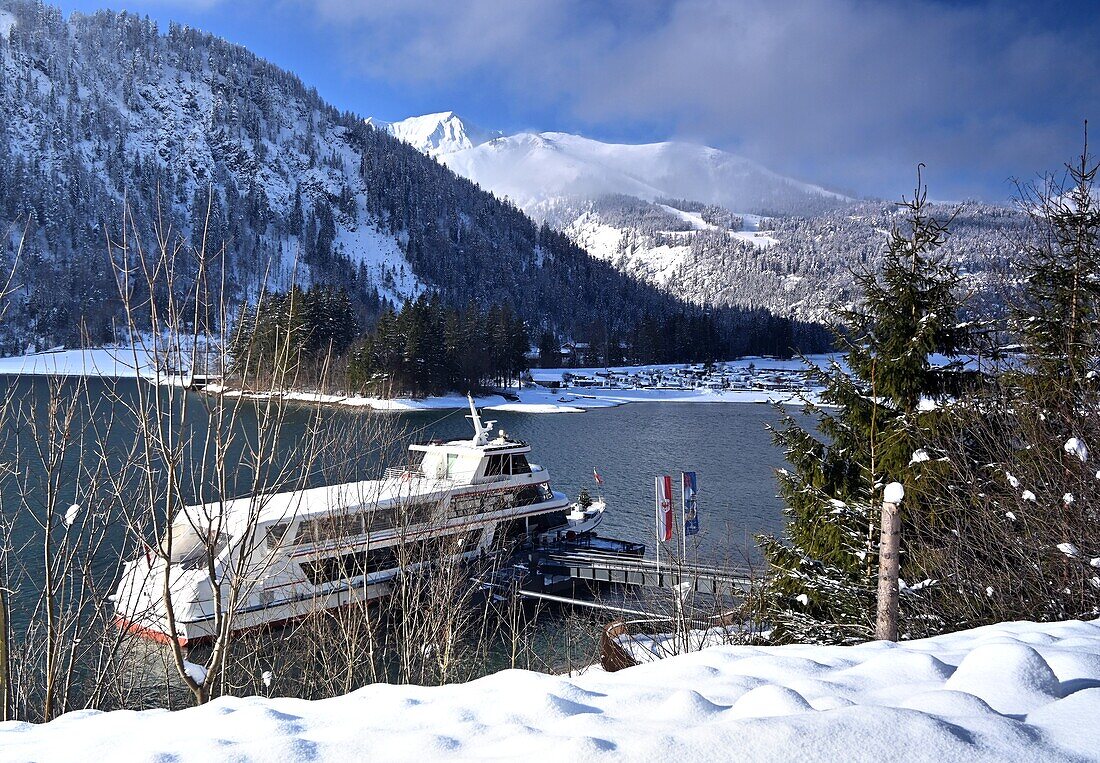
[[381, 112, 1024, 322], [370, 112, 855, 318], [366, 111, 502, 157], [0, 2, 807, 356], [378, 113, 849, 215]]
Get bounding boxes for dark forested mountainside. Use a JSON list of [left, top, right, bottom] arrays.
[[547, 195, 1029, 323], [0, 1, 818, 358]]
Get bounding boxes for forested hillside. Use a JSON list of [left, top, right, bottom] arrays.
[[544, 195, 1029, 322], [0, 1, 817, 358]]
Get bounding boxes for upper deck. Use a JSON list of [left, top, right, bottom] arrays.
[[177, 396, 551, 532]]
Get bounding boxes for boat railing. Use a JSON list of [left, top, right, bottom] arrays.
[[384, 465, 424, 480]]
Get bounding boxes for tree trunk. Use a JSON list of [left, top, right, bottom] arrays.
[[875, 499, 901, 641]]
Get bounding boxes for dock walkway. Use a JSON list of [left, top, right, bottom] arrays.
[[534, 548, 752, 597]]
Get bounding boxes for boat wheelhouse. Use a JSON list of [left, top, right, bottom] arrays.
[[112, 397, 599, 645]]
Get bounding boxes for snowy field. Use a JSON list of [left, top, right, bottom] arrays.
[[2, 618, 1099, 761], [0, 347, 155, 377]]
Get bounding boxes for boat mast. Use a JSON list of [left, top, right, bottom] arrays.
[[466, 393, 495, 446]]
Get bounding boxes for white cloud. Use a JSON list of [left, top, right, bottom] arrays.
[[302, 0, 1100, 200]]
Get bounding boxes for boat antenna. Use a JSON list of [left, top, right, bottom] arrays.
[[466, 393, 495, 445]]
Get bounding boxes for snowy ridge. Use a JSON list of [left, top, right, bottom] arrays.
[[3, 618, 1100, 761], [369, 112, 502, 157], [438, 129, 850, 214], [564, 211, 689, 287], [377, 112, 866, 318], [559, 200, 779, 301]]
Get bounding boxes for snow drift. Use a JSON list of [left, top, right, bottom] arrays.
[[3, 618, 1099, 761]]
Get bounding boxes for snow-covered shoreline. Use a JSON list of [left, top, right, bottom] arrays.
[[0, 347, 155, 378], [0, 349, 829, 413], [3, 618, 1098, 761], [211, 384, 813, 414]]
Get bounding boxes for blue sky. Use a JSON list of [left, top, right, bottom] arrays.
[[52, 0, 1100, 202]]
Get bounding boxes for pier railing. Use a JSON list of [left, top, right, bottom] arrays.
[[536, 548, 752, 597]]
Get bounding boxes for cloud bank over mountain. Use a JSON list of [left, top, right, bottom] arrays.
[[374, 112, 849, 214], [310, 0, 1100, 202]]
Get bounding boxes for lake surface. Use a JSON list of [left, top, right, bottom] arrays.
[[401, 402, 793, 563], [0, 378, 798, 625], [0, 377, 804, 707]]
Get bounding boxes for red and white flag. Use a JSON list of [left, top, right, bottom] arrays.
[[655, 474, 674, 541], [593, 468, 603, 486]]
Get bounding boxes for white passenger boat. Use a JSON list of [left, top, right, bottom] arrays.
[[112, 396, 600, 645]]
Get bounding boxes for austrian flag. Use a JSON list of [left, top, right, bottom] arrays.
[[655, 474, 674, 541]]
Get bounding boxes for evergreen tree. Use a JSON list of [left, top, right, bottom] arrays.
[[758, 171, 967, 644], [536, 330, 558, 369], [901, 134, 1100, 634], [1015, 129, 1100, 418]]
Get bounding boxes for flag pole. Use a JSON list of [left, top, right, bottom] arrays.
[[654, 475, 661, 585], [681, 472, 687, 567]]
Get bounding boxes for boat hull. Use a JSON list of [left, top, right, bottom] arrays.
[[116, 575, 398, 646]]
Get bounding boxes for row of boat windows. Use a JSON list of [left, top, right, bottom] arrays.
[[450, 483, 552, 517], [482, 454, 532, 477], [266, 483, 554, 549], [299, 530, 482, 585]]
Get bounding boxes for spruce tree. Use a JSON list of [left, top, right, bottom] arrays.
[[1015, 128, 1100, 418], [902, 133, 1100, 633], [758, 171, 966, 644]]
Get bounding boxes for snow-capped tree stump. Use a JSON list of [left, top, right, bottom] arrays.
[[876, 483, 905, 641]]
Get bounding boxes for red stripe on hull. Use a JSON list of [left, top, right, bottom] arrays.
[[114, 616, 194, 647], [113, 593, 386, 648]]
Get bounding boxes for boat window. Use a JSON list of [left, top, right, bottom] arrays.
[[483, 454, 508, 476], [446, 453, 458, 478], [396, 501, 437, 525], [510, 455, 532, 474], [451, 494, 483, 517], [295, 513, 365, 545], [178, 534, 227, 571], [531, 509, 568, 532], [364, 507, 397, 532], [299, 530, 481, 585], [514, 485, 542, 507], [266, 523, 290, 549], [483, 491, 510, 513]]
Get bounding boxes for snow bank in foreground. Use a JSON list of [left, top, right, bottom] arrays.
[[4, 619, 1100, 762]]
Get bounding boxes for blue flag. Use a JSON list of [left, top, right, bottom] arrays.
[[682, 471, 699, 537]]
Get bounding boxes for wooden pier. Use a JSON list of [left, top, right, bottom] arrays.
[[533, 548, 752, 597]]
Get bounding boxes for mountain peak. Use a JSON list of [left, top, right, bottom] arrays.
[[370, 112, 501, 157], [382, 113, 850, 214]]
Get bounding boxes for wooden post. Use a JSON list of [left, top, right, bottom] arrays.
[[875, 482, 904, 641], [0, 582, 8, 721]]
